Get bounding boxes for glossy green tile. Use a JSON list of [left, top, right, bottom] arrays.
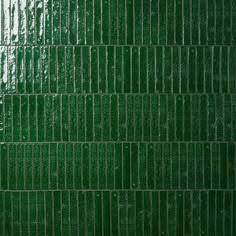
[[0, 0, 236, 234]]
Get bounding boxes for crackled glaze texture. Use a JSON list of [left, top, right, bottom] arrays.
[[0, 0, 236, 235]]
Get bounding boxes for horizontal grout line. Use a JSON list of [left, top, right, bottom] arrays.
[[0, 44, 236, 47], [0, 189, 235, 192], [0, 93, 235, 96], [1, 141, 235, 144]]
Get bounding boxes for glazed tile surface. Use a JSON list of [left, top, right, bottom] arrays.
[[0, 0, 236, 235]]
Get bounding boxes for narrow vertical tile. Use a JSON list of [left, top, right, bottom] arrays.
[[122, 143, 131, 189], [8, 47, 17, 93], [163, 144, 171, 188], [17, 144, 24, 189], [111, 95, 118, 140], [184, 191, 192, 235], [147, 144, 154, 189], [216, 191, 224, 235], [200, 0, 207, 44], [41, 47, 49, 93], [207, 1, 214, 44], [155, 144, 163, 189], [164, 47, 171, 93], [57, 46, 65, 93], [184, 0, 191, 45], [8, 144, 16, 189], [35, 0, 44, 44], [85, 0, 93, 44], [224, 191, 232, 236], [107, 46, 115, 93], [49, 46, 57, 93], [74, 47, 82, 92], [94, 0, 101, 44], [223, 0, 231, 44], [29, 95, 37, 141], [211, 143, 219, 188], [176, 95, 183, 141], [187, 143, 195, 189], [220, 143, 228, 189], [203, 143, 211, 189], [77, 0, 85, 44], [110, 0, 117, 44], [33, 144, 40, 189], [91, 47, 98, 93], [221, 47, 228, 93], [156, 47, 163, 92], [62, 95, 69, 141], [172, 143, 179, 189], [192, 95, 199, 141], [160, 95, 167, 141], [160, 191, 167, 235], [200, 95, 207, 141], [159, 1, 166, 44], [192, 191, 200, 235], [27, 0, 35, 44], [25, 144, 33, 189], [77, 95, 85, 141], [115, 47, 122, 92], [69, 0, 77, 44], [57, 143, 65, 189], [228, 143, 235, 189], [148, 47, 155, 93], [13, 96, 20, 141], [102, 0, 109, 44], [16, 47, 24, 93], [0, 144, 7, 189], [191, 0, 198, 45], [200, 191, 208, 235], [61, 0, 68, 44], [82, 47, 89, 92], [204, 47, 211, 93], [45, 95, 52, 141], [197, 47, 204, 93], [213, 47, 220, 93], [74, 144, 82, 189], [215, 0, 223, 44], [0, 47, 8, 93], [127, 95, 134, 141], [82, 143, 89, 188], [33, 47, 41, 93], [195, 144, 203, 188], [151, 95, 159, 141], [2, 0, 10, 45], [176, 0, 183, 44], [173, 47, 179, 93], [19, 0, 27, 44], [208, 95, 215, 141], [4, 96, 12, 142], [180, 143, 187, 189], [107, 143, 114, 189]]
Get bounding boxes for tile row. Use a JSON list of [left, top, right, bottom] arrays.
[[0, 46, 236, 94], [0, 94, 235, 142], [0, 142, 235, 190], [0, 0, 236, 45], [0, 190, 235, 236]]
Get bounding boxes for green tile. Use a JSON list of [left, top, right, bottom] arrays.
[[0, 0, 236, 234]]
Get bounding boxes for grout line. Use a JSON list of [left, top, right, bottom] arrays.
[[1, 44, 236, 47]]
